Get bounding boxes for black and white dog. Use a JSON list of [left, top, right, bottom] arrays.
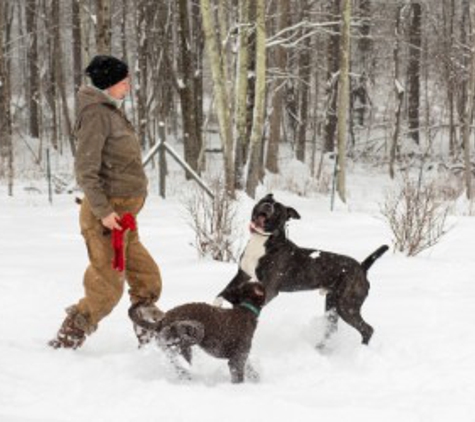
[[214, 194, 388, 346]]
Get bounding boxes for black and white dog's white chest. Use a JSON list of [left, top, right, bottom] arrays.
[[239, 234, 268, 279]]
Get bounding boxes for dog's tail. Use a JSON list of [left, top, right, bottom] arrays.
[[128, 302, 164, 331], [360, 245, 389, 272]]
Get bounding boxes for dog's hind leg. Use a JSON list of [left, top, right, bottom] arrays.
[[163, 345, 192, 381], [337, 305, 374, 345], [316, 292, 339, 350], [159, 323, 202, 380]]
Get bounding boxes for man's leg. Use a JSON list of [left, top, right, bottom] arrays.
[[124, 202, 163, 346], [49, 198, 124, 349]]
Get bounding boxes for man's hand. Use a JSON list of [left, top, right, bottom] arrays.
[[101, 212, 122, 230]]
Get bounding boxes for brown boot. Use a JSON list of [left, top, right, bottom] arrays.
[[130, 302, 164, 347], [48, 306, 95, 350]]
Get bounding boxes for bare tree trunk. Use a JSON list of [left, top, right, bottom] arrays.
[[72, 0, 83, 117], [463, 1, 474, 199], [48, 0, 59, 150], [26, 0, 40, 138], [266, 0, 287, 174], [296, 53, 310, 163], [217, 0, 230, 97], [336, 0, 351, 203], [458, 0, 470, 140], [310, 19, 322, 177], [389, 6, 404, 179], [177, 0, 202, 174], [246, 0, 266, 198], [407, 1, 422, 145], [0, 0, 13, 194], [121, 0, 128, 59], [234, 0, 250, 189], [442, 0, 457, 157], [352, 0, 372, 127], [153, 1, 175, 133], [245, 2, 257, 150], [192, 0, 204, 172], [81, 0, 93, 66], [296, 0, 311, 163], [200, 0, 234, 194], [96, 0, 111, 54], [53, 0, 75, 155], [323, 0, 340, 152], [136, 0, 148, 147]]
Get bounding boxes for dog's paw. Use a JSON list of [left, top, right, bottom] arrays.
[[315, 342, 326, 352], [245, 364, 260, 383], [212, 296, 224, 307], [315, 341, 335, 355], [175, 367, 192, 382]]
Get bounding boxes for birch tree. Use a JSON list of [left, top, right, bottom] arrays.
[[200, 0, 234, 194], [245, 0, 266, 198], [234, 0, 250, 189]]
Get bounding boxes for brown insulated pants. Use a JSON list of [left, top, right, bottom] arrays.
[[75, 197, 162, 330]]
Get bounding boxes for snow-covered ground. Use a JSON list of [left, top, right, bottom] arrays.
[[1, 169, 475, 422]]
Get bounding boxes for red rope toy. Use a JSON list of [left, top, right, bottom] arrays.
[[111, 213, 137, 272]]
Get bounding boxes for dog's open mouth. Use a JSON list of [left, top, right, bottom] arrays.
[[250, 214, 268, 232]]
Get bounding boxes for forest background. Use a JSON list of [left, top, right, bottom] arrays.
[[0, 0, 474, 206]]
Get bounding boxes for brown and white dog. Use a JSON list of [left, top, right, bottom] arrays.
[[129, 281, 266, 383], [215, 194, 388, 347]]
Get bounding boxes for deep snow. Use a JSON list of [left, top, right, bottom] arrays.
[[1, 170, 475, 422]]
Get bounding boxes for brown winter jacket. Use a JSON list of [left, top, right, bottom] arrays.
[[74, 86, 147, 219]]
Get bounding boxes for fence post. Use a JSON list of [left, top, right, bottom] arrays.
[[158, 122, 167, 199], [141, 128, 213, 200], [162, 142, 214, 199], [46, 148, 53, 205], [330, 153, 338, 211]]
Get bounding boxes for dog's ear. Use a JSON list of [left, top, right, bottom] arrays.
[[287, 207, 301, 220], [262, 193, 274, 201]]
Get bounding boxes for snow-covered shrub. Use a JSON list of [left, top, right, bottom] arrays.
[[381, 177, 452, 256], [424, 162, 465, 202], [182, 179, 240, 262]]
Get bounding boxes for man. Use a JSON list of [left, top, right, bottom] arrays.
[[49, 55, 163, 349]]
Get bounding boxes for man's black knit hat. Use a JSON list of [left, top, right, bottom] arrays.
[[85, 55, 129, 90]]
